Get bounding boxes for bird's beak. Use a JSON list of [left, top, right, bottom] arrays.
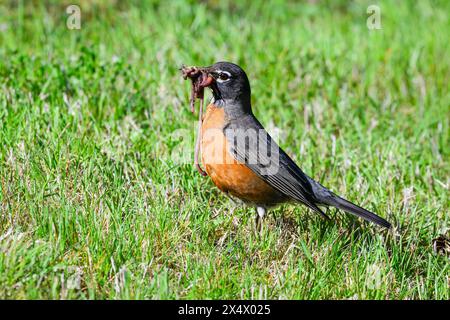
[[180, 64, 215, 89], [199, 74, 214, 88], [198, 67, 215, 88]]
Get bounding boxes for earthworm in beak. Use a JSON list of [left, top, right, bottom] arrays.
[[181, 65, 214, 176]]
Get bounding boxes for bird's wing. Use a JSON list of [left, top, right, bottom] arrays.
[[224, 115, 327, 217]]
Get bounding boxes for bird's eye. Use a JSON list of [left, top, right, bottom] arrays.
[[218, 72, 230, 81]]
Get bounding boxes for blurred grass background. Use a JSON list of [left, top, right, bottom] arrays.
[[0, 0, 448, 299]]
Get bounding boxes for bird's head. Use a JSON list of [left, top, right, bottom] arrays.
[[182, 61, 252, 116], [200, 62, 251, 105]]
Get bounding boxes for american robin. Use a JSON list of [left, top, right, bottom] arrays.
[[183, 62, 391, 230]]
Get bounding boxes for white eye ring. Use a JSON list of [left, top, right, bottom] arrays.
[[216, 70, 231, 83]]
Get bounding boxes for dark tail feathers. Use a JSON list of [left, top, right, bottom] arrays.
[[324, 194, 391, 229]]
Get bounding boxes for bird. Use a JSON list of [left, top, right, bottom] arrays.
[[185, 61, 391, 230]]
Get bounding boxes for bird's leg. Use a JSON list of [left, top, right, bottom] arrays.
[[255, 206, 266, 234]]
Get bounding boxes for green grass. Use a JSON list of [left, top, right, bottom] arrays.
[[0, 0, 449, 299]]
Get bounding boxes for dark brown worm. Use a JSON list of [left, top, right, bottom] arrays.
[[181, 65, 208, 176]]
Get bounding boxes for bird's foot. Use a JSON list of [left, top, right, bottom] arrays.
[[255, 206, 266, 236]]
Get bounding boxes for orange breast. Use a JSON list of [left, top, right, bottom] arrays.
[[201, 104, 284, 205]]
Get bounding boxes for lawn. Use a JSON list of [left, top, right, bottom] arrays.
[[0, 0, 448, 299]]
